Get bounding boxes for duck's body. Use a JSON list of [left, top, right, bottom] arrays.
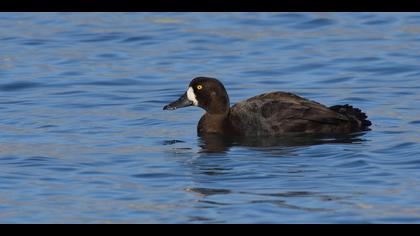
[[164, 77, 371, 137], [201, 91, 370, 136]]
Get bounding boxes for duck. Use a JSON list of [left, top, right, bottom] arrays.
[[163, 77, 372, 137]]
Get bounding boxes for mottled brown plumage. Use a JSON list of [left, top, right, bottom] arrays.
[[228, 92, 370, 136]]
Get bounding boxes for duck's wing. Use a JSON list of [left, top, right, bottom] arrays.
[[228, 92, 352, 136]]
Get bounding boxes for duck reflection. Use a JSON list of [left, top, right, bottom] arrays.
[[198, 132, 368, 153]]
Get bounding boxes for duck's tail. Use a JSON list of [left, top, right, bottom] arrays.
[[329, 104, 372, 131]]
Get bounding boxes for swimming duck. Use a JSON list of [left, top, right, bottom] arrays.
[[163, 77, 372, 137]]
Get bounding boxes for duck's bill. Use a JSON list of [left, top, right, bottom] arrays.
[[163, 92, 193, 110]]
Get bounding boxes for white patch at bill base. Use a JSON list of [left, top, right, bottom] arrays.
[[187, 87, 198, 106]]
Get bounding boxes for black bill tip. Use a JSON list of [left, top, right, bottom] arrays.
[[163, 104, 175, 110]]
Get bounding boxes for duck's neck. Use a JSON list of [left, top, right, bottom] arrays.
[[197, 111, 232, 136], [197, 90, 231, 136]]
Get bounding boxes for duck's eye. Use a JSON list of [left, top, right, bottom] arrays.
[[196, 85, 203, 90]]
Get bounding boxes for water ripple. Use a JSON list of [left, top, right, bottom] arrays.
[[120, 35, 155, 43], [78, 32, 125, 43], [294, 18, 336, 29], [0, 81, 41, 92]]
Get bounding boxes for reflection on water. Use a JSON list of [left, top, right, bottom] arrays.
[[197, 132, 368, 153]]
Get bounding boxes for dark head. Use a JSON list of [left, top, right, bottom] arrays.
[[163, 77, 230, 114]]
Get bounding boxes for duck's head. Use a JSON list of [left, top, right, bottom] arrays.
[[163, 77, 230, 114]]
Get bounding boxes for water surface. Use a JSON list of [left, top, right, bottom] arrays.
[[1, 13, 420, 223]]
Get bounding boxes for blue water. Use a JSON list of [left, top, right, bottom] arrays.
[[1, 12, 420, 223]]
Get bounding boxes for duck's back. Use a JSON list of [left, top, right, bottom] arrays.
[[228, 92, 371, 136]]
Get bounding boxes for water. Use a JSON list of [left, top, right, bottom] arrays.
[[0, 12, 420, 223]]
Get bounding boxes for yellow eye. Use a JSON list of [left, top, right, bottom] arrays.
[[197, 85, 203, 90]]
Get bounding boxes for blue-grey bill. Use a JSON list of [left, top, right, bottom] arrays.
[[163, 92, 193, 110]]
